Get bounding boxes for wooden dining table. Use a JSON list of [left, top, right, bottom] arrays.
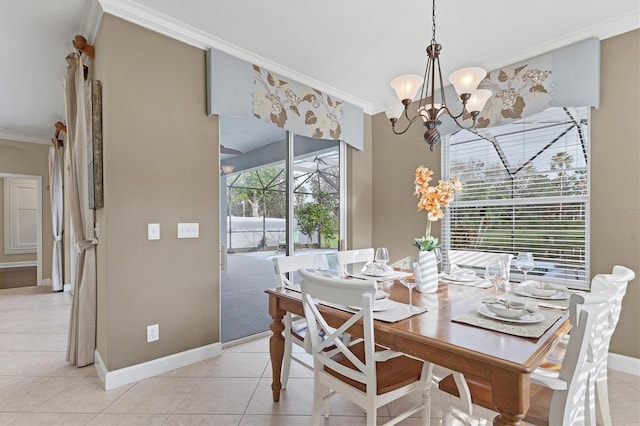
[[266, 279, 570, 426]]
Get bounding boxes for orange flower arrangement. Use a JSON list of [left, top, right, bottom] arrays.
[[414, 166, 462, 250]]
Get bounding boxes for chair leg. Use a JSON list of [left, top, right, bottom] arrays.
[[281, 317, 293, 389], [421, 387, 432, 425], [596, 377, 612, 426], [365, 400, 376, 426], [311, 374, 325, 425]]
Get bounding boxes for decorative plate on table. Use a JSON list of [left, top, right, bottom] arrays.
[[348, 299, 397, 312], [441, 271, 478, 282], [515, 286, 570, 300], [477, 305, 545, 324]]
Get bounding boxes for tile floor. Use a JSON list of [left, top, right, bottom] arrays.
[[1, 285, 639, 425]]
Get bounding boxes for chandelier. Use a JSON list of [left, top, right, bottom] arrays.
[[384, 0, 492, 151]]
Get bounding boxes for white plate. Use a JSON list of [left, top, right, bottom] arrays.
[[477, 305, 545, 324], [441, 273, 478, 282], [375, 290, 389, 300], [348, 299, 397, 312], [514, 286, 570, 300]]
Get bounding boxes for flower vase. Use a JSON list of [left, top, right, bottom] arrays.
[[416, 250, 439, 293]]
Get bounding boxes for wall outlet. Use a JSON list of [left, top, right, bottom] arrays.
[[177, 222, 199, 239], [147, 324, 159, 342]]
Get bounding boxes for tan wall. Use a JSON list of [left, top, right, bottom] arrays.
[[0, 139, 53, 278], [347, 114, 373, 250], [591, 29, 640, 358], [370, 30, 640, 359], [94, 15, 219, 370], [371, 113, 443, 264]]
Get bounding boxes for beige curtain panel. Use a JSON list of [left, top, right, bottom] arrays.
[[64, 52, 98, 367], [48, 144, 64, 291]]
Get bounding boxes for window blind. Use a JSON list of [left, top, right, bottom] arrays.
[[443, 107, 590, 288]]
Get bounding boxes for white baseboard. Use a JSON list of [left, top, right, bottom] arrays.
[[609, 352, 640, 375], [63, 284, 71, 292], [94, 342, 223, 390], [39, 278, 52, 287], [0, 261, 37, 269]]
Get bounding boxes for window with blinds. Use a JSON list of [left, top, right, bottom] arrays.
[[442, 107, 590, 289]]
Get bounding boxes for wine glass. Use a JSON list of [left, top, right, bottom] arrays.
[[399, 260, 422, 312], [515, 252, 536, 284], [375, 247, 390, 274], [313, 253, 330, 276], [484, 261, 507, 295]]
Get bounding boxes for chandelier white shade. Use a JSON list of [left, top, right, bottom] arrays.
[[465, 89, 493, 115], [448, 67, 487, 98], [385, 0, 491, 150], [390, 74, 423, 104]]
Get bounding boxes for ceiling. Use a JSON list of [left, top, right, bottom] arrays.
[[0, 0, 638, 145]]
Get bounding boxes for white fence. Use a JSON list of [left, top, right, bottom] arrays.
[[226, 216, 315, 250]]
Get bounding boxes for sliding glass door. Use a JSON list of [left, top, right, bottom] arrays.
[[219, 117, 344, 342]]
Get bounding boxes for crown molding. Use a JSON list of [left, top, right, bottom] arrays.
[[80, 0, 105, 43], [98, 0, 374, 114], [481, 12, 639, 78], [0, 134, 50, 145]]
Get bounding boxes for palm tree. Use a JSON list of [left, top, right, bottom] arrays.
[[550, 151, 574, 196]]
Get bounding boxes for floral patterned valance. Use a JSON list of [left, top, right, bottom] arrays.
[[252, 65, 344, 140], [475, 55, 553, 129], [438, 38, 599, 136]]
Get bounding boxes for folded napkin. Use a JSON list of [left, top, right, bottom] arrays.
[[507, 290, 570, 310], [360, 262, 394, 277]]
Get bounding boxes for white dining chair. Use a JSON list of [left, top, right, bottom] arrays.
[[536, 265, 635, 426], [298, 268, 434, 426], [272, 253, 323, 389], [588, 265, 635, 426], [438, 280, 620, 426], [335, 247, 375, 277]]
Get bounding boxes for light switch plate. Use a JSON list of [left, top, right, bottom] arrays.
[[148, 223, 160, 240], [178, 223, 199, 239]]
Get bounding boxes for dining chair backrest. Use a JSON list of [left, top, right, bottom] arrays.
[[585, 265, 635, 425], [273, 253, 321, 287], [299, 269, 376, 376], [448, 250, 514, 272], [298, 268, 431, 425], [335, 248, 374, 276], [272, 252, 328, 389], [543, 282, 619, 425]]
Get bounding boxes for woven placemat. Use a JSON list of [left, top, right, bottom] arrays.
[[452, 308, 563, 338]]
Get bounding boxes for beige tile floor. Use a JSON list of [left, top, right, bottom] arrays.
[[1, 285, 639, 425]]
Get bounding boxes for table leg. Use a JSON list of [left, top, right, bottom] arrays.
[[269, 297, 286, 402], [491, 370, 528, 426]]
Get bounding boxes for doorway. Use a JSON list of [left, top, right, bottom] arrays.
[[219, 116, 343, 342], [0, 173, 43, 288]]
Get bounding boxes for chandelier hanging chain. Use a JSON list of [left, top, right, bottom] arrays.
[[385, 0, 492, 151], [431, 0, 437, 43]]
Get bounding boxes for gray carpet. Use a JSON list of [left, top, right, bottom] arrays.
[[220, 250, 337, 343]]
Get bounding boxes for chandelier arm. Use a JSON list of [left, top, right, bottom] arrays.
[[391, 119, 418, 135], [439, 105, 478, 129], [403, 105, 419, 122], [418, 50, 431, 110], [436, 53, 448, 111]]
